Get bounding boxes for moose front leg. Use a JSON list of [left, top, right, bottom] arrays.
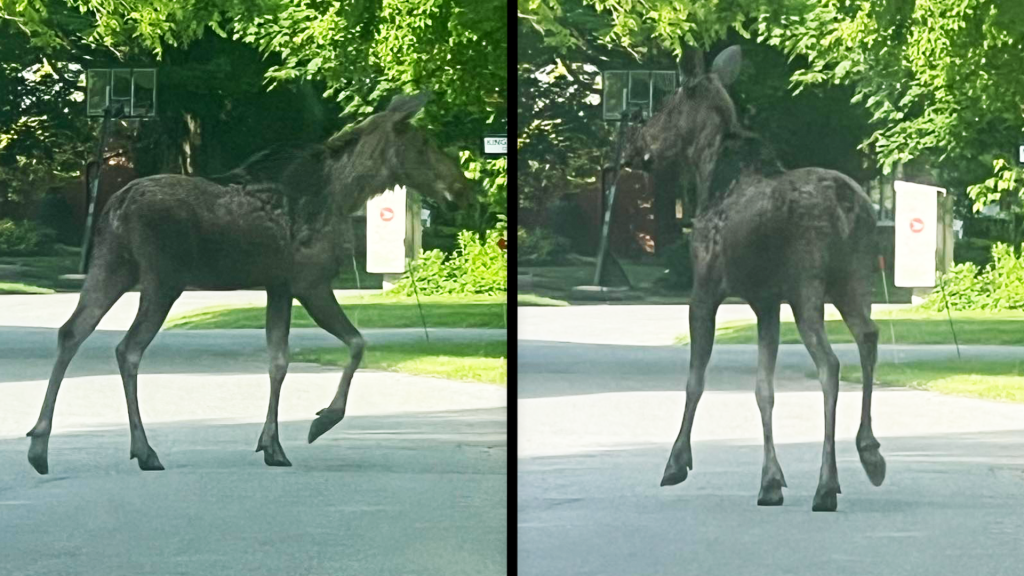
[[297, 285, 365, 444], [662, 290, 722, 487], [256, 288, 292, 466]]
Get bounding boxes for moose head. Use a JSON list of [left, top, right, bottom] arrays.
[[621, 45, 744, 212], [325, 92, 474, 212]]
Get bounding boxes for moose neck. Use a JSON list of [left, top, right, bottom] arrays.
[[701, 130, 784, 212], [327, 146, 407, 217]]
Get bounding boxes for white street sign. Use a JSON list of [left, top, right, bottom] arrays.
[[894, 180, 944, 287], [1019, 144, 1024, 165], [484, 136, 507, 155], [366, 186, 408, 273]]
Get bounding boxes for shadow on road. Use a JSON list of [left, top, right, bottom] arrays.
[[518, 429, 1024, 576], [0, 406, 507, 576]]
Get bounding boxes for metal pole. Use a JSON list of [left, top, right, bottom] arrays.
[[593, 119, 629, 286], [80, 100, 119, 274]]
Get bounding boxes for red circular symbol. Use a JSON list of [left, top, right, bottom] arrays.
[[909, 217, 925, 233], [380, 207, 395, 222], [498, 238, 506, 251]]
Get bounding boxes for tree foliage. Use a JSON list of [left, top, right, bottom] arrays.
[[756, 0, 1024, 209], [1, 0, 507, 222], [0, 17, 92, 218]]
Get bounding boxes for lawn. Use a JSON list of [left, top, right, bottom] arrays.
[[840, 359, 1024, 404], [677, 309, 1024, 346], [517, 293, 569, 306], [0, 248, 82, 293], [165, 293, 508, 330], [0, 282, 55, 294], [293, 339, 507, 385]]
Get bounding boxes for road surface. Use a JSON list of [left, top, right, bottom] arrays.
[[518, 305, 1024, 576], [0, 293, 507, 576]]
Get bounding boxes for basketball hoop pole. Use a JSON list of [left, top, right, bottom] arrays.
[[80, 93, 123, 274], [592, 111, 637, 288]]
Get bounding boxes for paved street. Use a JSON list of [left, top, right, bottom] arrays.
[[518, 305, 1024, 576], [0, 293, 507, 576]]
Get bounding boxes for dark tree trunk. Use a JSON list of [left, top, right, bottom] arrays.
[[652, 165, 681, 253]]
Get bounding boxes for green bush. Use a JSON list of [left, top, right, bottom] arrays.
[[0, 219, 58, 256], [925, 242, 1024, 311], [391, 224, 507, 296], [517, 226, 570, 265]]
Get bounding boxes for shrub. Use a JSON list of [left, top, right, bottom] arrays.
[[0, 219, 58, 256], [517, 226, 571, 265], [391, 225, 507, 296], [925, 242, 1024, 311], [922, 262, 983, 311]]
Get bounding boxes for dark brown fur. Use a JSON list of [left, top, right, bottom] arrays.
[[624, 47, 885, 511], [26, 93, 473, 474]]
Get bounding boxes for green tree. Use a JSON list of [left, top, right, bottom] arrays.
[[2, 0, 507, 224], [0, 17, 93, 219], [756, 1, 1024, 211]]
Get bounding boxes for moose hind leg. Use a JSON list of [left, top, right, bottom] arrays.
[[27, 269, 133, 475], [115, 286, 181, 471], [833, 287, 886, 487], [752, 301, 787, 506], [297, 285, 365, 444], [256, 289, 292, 467], [792, 286, 842, 512]]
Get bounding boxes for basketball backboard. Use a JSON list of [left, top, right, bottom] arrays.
[[602, 70, 677, 121], [86, 68, 157, 117]]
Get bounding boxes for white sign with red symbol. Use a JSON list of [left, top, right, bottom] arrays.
[[894, 180, 944, 287], [366, 186, 407, 273]]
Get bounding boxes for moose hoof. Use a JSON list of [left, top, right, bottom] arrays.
[[757, 482, 785, 506], [660, 461, 690, 487], [308, 408, 345, 444], [811, 487, 839, 512], [256, 437, 292, 467], [132, 446, 165, 471], [859, 448, 886, 487], [27, 437, 49, 476]]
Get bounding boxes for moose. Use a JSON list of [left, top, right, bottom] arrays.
[[622, 46, 885, 511], [27, 92, 472, 474]]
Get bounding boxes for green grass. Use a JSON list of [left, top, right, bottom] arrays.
[[165, 293, 508, 330], [0, 247, 82, 292], [293, 339, 507, 385], [517, 293, 569, 306], [0, 282, 55, 294], [840, 359, 1024, 403], [677, 309, 1024, 346]]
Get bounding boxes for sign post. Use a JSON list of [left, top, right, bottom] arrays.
[[893, 180, 944, 289]]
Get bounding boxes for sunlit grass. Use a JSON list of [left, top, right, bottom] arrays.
[[166, 293, 508, 330], [293, 339, 507, 385]]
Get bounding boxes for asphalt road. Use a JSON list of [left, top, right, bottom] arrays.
[[518, 305, 1024, 576], [0, 293, 507, 576]]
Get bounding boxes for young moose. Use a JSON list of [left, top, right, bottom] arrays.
[[27, 92, 472, 474], [623, 47, 886, 511]]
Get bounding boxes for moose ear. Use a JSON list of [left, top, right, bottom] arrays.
[[711, 45, 742, 86], [386, 91, 432, 122], [681, 46, 705, 78]]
